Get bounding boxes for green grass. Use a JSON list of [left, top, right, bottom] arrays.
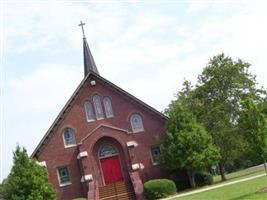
[[72, 198, 87, 200], [174, 175, 267, 200], [213, 166, 266, 183]]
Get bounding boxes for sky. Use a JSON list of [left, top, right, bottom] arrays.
[[0, 0, 267, 181]]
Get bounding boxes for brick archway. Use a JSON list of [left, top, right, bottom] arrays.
[[92, 136, 130, 186]]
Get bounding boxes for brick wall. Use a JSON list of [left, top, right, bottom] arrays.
[[36, 74, 168, 199]]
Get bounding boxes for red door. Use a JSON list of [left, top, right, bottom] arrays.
[[100, 155, 123, 185]]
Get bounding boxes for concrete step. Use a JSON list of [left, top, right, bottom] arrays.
[[99, 181, 135, 200]]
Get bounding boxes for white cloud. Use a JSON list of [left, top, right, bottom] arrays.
[[3, 63, 82, 180], [4, 2, 97, 53], [2, 0, 267, 181], [186, 1, 211, 13], [6, 64, 82, 112]]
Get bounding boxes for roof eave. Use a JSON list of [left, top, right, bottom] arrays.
[[31, 72, 168, 158], [31, 72, 92, 158]]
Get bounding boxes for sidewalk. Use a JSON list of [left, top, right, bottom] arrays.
[[163, 173, 266, 200]]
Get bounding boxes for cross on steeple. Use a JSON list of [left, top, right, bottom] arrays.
[[78, 21, 86, 38], [78, 20, 99, 76]]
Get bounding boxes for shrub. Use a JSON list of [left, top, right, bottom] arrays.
[[195, 171, 213, 186], [144, 179, 176, 199], [169, 170, 191, 191], [174, 177, 191, 191]]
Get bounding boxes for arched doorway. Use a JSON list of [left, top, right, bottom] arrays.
[[98, 144, 124, 185]]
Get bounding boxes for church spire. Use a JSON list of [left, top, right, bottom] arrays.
[[78, 21, 99, 76]]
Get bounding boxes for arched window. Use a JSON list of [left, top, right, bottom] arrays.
[[63, 128, 76, 147], [84, 101, 94, 121], [99, 144, 118, 158], [103, 96, 114, 118], [130, 114, 144, 133], [93, 95, 104, 119]]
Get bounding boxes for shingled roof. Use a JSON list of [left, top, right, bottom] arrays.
[[83, 37, 99, 76]]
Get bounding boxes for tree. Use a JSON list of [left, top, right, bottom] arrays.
[[159, 101, 220, 188], [185, 53, 264, 181], [238, 98, 267, 174], [260, 98, 267, 116], [0, 146, 56, 200]]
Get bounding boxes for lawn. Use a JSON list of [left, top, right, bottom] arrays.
[[213, 165, 266, 183], [174, 175, 267, 200]]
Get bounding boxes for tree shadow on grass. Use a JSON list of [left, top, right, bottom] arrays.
[[229, 192, 264, 200], [228, 193, 255, 200]]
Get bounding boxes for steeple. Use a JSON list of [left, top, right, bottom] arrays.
[[78, 21, 99, 76]]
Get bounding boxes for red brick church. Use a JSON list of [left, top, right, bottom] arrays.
[[32, 22, 170, 200]]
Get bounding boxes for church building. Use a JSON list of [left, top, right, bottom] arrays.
[[32, 22, 170, 200]]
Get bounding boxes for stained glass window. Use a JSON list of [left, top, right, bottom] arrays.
[[93, 95, 104, 119], [84, 101, 95, 121], [151, 146, 161, 164], [57, 166, 71, 184], [130, 114, 144, 133], [99, 144, 118, 158], [103, 96, 114, 118], [63, 128, 76, 146]]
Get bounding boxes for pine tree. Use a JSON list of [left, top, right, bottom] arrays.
[[0, 146, 56, 200]]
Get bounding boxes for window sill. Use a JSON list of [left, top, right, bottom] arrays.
[[96, 117, 105, 121], [64, 144, 77, 149], [132, 129, 144, 134], [59, 182, 72, 187]]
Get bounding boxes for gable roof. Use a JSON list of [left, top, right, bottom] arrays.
[[31, 72, 167, 157]]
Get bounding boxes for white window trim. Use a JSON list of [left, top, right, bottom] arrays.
[[64, 143, 77, 149], [132, 128, 144, 133], [130, 114, 144, 133], [96, 117, 105, 121], [103, 96, 114, 118], [150, 145, 161, 166], [93, 95, 104, 120], [59, 182, 72, 187], [57, 166, 72, 187], [62, 128, 77, 148], [84, 101, 95, 122], [87, 119, 95, 122], [106, 114, 114, 118]]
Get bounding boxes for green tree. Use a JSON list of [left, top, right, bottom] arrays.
[[260, 98, 267, 116], [238, 98, 267, 174], [0, 146, 56, 200], [186, 54, 264, 181], [159, 101, 220, 188]]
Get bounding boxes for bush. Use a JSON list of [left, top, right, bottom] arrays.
[[144, 179, 176, 199], [195, 171, 213, 186], [169, 170, 191, 191], [174, 178, 191, 191]]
